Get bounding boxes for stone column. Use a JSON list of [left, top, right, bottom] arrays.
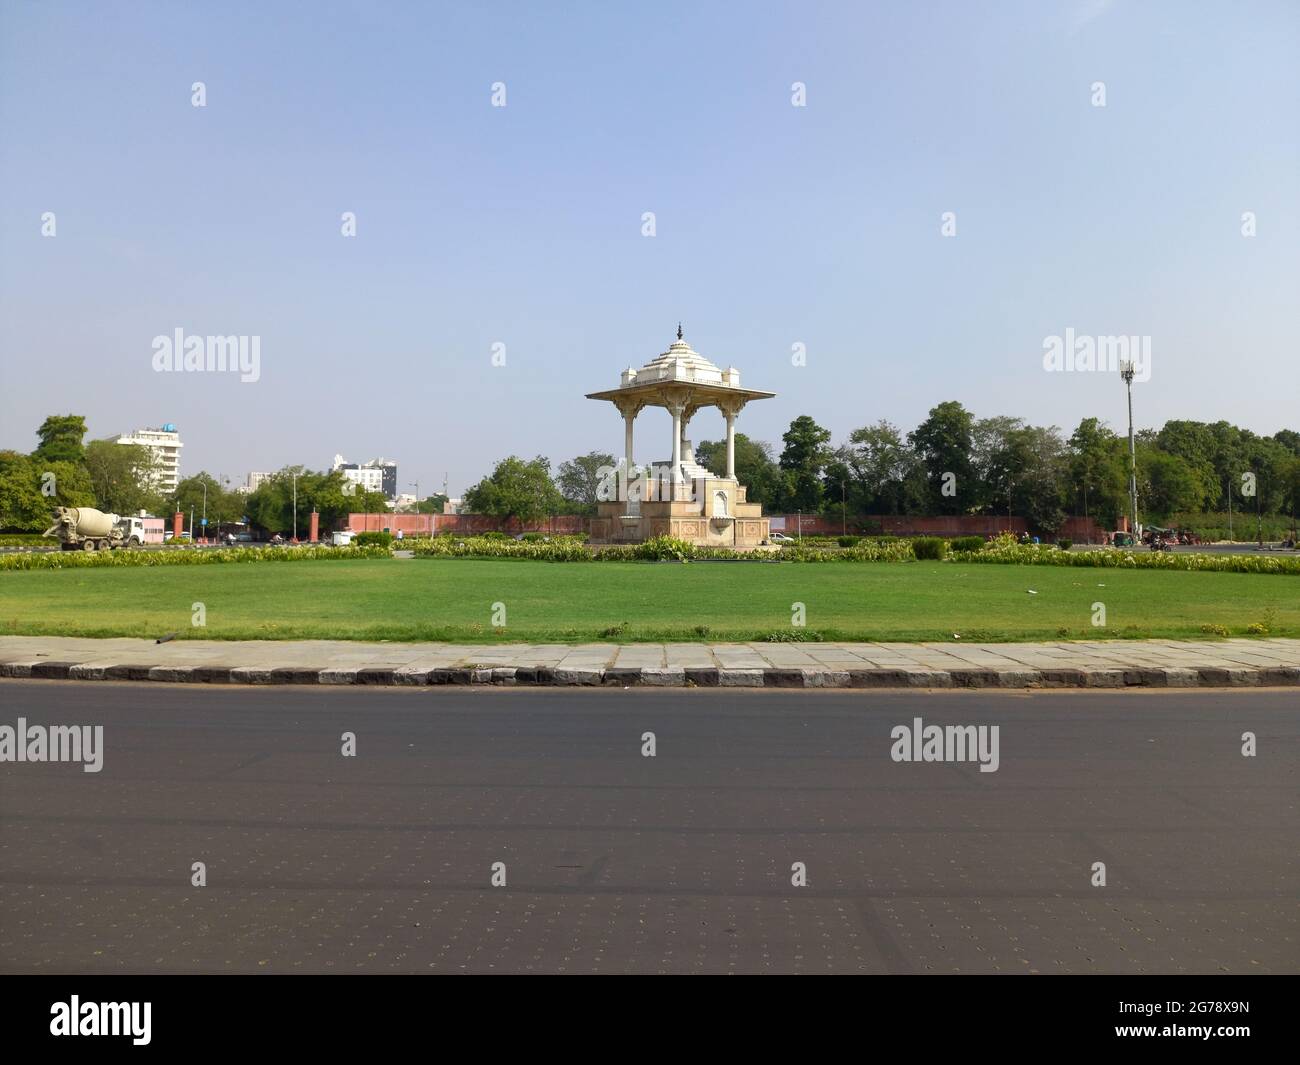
[[670, 406, 683, 501], [718, 397, 746, 481], [624, 412, 635, 471]]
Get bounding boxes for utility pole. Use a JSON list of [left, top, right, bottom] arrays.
[[292, 472, 298, 542], [1120, 362, 1139, 537]]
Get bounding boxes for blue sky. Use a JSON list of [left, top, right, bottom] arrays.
[[2, 0, 1297, 496]]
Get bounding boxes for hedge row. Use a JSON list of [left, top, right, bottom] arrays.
[[6, 534, 1298, 576], [0, 544, 392, 570], [949, 542, 1300, 575]]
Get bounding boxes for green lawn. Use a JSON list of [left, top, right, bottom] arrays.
[[0, 557, 1294, 642]]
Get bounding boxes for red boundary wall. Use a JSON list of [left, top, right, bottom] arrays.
[[347, 512, 1108, 541], [347, 513, 590, 536]]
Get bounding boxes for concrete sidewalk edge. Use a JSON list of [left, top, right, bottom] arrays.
[[3, 659, 1298, 689]]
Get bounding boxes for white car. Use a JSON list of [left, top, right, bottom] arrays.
[[770, 532, 796, 544]]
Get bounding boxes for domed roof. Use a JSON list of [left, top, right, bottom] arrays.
[[634, 328, 726, 385], [586, 325, 775, 405]]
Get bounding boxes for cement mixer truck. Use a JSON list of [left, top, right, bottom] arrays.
[[44, 507, 146, 551]]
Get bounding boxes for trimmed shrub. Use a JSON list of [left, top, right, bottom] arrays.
[[911, 537, 948, 560], [632, 535, 696, 561], [353, 531, 394, 548], [0, 544, 391, 570], [949, 536, 985, 553], [1056, 538, 1073, 551], [837, 535, 861, 547]]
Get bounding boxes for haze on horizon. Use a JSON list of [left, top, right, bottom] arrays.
[[2, 0, 1297, 496]]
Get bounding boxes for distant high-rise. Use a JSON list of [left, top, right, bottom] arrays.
[[333, 453, 398, 500], [116, 423, 183, 495]]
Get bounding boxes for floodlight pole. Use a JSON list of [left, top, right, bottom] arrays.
[[1120, 362, 1138, 536]]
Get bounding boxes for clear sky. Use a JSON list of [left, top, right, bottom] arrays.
[[2, 0, 1296, 497]]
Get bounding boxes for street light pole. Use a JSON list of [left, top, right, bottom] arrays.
[[201, 480, 207, 543], [1120, 362, 1139, 537], [292, 473, 298, 542]]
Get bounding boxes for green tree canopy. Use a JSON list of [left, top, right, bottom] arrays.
[[556, 451, 615, 513], [85, 439, 164, 516], [909, 401, 975, 514], [778, 415, 833, 512], [463, 456, 565, 524], [33, 415, 88, 465]]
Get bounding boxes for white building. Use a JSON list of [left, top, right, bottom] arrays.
[[232, 471, 271, 495], [332, 453, 397, 498], [116, 424, 183, 495]]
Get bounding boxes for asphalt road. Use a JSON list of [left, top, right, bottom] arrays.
[[0, 681, 1295, 974]]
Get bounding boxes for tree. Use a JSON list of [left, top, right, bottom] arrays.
[[1068, 418, 1128, 530], [85, 439, 163, 516], [415, 494, 450, 514], [556, 451, 615, 513], [463, 456, 565, 525], [1004, 425, 1069, 535], [778, 415, 833, 512], [843, 420, 917, 514], [1272, 429, 1300, 457], [0, 451, 51, 531], [1137, 448, 1203, 518], [909, 401, 975, 514], [175, 472, 242, 533], [32, 415, 88, 465], [971, 416, 1026, 513], [243, 467, 379, 535]]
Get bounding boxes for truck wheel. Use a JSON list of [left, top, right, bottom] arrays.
[[82, 539, 96, 551]]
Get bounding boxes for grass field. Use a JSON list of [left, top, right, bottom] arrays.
[[0, 557, 1295, 642]]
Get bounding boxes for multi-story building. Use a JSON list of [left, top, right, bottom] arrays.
[[332, 454, 398, 500], [234, 471, 272, 495], [116, 423, 183, 495]]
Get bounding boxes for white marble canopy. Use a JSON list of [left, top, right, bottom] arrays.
[[586, 327, 775, 488]]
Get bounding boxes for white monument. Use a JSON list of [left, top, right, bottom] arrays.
[[586, 326, 775, 547]]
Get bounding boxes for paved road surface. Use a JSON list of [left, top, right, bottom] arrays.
[[0, 682, 1295, 973]]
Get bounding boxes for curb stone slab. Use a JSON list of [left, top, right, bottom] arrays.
[[1, 638, 1298, 689]]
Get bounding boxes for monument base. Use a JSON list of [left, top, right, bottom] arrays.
[[589, 475, 771, 548]]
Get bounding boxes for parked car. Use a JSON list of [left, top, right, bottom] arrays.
[[770, 532, 796, 544]]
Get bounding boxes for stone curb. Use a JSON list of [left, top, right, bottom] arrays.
[[2, 659, 1298, 689]]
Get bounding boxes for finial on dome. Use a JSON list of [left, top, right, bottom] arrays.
[[677, 322, 683, 341]]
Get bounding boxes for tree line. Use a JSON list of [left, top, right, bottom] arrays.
[[8, 408, 1298, 538], [0, 415, 402, 535], [470, 404, 1300, 536]]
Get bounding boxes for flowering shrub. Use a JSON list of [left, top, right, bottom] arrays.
[[949, 533, 1300, 575], [0, 544, 391, 571], [632, 535, 697, 561], [413, 535, 594, 561]]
